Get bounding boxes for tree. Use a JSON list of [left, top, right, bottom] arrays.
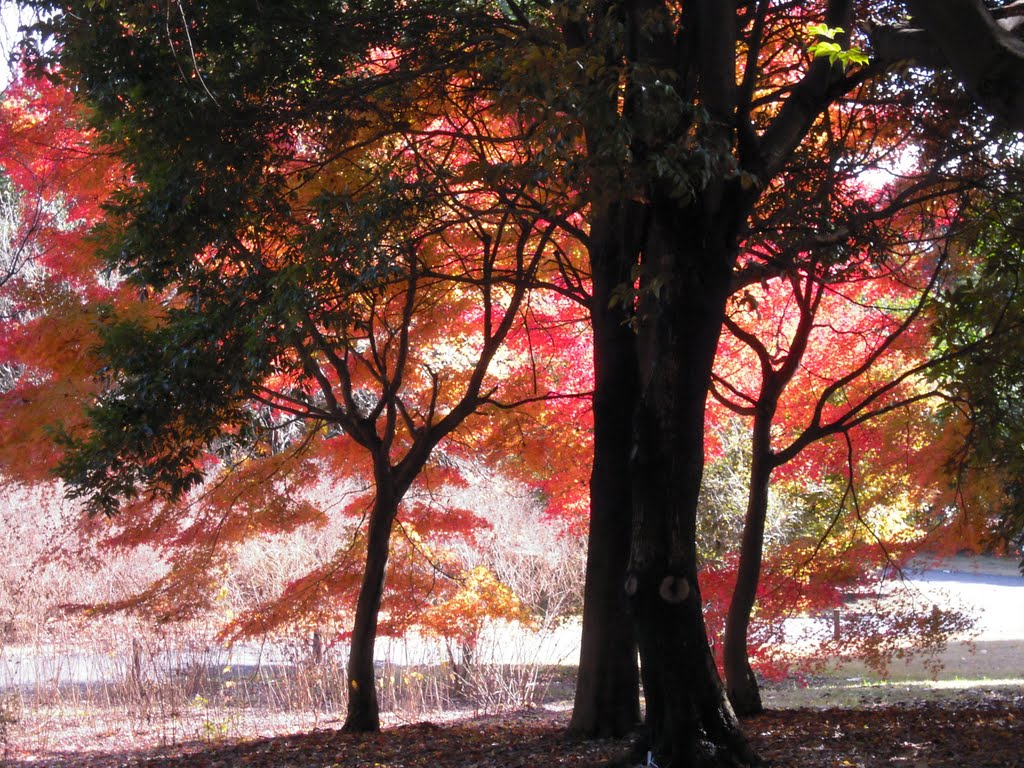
[[15, 7, 581, 732], [566, 1, 1014, 758], [714, 256, 950, 714], [0, 72, 129, 473], [2, 2, 867, 763], [705, 83, 999, 712]]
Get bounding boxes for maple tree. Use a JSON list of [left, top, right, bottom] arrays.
[[702, 90, 986, 713], [65, 135, 562, 737], [702, 70, 1024, 710], [7, 14, 583, 736], [709, 262, 955, 714], [0, 53, 593, 739], [0, 72, 129, 476]]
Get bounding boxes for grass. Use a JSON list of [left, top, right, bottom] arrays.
[[762, 634, 1024, 709]]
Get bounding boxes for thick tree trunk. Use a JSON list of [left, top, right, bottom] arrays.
[[342, 484, 398, 733], [906, 0, 1024, 130], [627, 207, 760, 767], [723, 410, 774, 717], [570, 204, 642, 738]]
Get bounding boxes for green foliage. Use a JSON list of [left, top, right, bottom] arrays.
[[57, 307, 270, 514], [929, 195, 1024, 570], [806, 24, 870, 71]]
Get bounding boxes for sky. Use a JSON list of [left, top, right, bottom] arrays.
[[1, 2, 28, 91]]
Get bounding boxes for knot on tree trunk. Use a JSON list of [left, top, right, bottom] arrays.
[[658, 574, 690, 604]]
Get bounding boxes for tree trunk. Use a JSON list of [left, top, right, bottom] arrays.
[[570, 203, 642, 738], [342, 483, 399, 733], [627, 206, 760, 767], [723, 409, 775, 717], [905, 0, 1024, 130]]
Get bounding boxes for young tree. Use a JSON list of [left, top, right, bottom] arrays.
[[714, 257, 944, 714], [706, 87, 996, 711]]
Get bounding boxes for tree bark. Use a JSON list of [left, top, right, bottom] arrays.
[[342, 481, 399, 733], [722, 408, 774, 717], [908, 0, 1024, 130], [626, 204, 760, 767], [570, 202, 642, 738]]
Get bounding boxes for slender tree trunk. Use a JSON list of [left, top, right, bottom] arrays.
[[570, 203, 642, 738], [723, 408, 775, 717], [312, 628, 324, 666], [627, 206, 760, 767], [342, 483, 399, 733]]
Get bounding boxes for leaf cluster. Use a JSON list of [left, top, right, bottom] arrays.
[[929, 194, 1024, 568]]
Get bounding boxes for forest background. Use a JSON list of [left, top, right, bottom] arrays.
[[1, 1, 1024, 766]]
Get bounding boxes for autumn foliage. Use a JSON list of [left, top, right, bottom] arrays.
[[3, 3, 1024, 761], [0, 63, 989, 672]]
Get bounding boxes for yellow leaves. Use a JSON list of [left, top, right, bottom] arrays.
[[417, 565, 531, 646]]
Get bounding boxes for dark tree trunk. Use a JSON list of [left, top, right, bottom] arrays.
[[626, 205, 760, 767], [342, 483, 399, 733], [723, 409, 775, 717], [904, 0, 1024, 130], [570, 203, 642, 738], [565, 0, 848, 756], [722, 272, 817, 718]]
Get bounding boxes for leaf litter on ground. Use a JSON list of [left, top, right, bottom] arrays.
[[5, 688, 1023, 768]]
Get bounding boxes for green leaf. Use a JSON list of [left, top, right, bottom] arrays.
[[806, 23, 844, 40]]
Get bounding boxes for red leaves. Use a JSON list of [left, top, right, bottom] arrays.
[[0, 74, 125, 286], [0, 73, 133, 478]]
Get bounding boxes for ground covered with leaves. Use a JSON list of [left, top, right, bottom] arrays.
[[8, 688, 1023, 768]]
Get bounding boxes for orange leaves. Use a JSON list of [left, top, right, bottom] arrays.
[[0, 295, 105, 478], [224, 552, 364, 640], [0, 24, 588, 679], [417, 565, 531, 648]]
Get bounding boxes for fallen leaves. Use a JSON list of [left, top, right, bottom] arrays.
[[10, 690, 1024, 768], [748, 693, 1024, 767]]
